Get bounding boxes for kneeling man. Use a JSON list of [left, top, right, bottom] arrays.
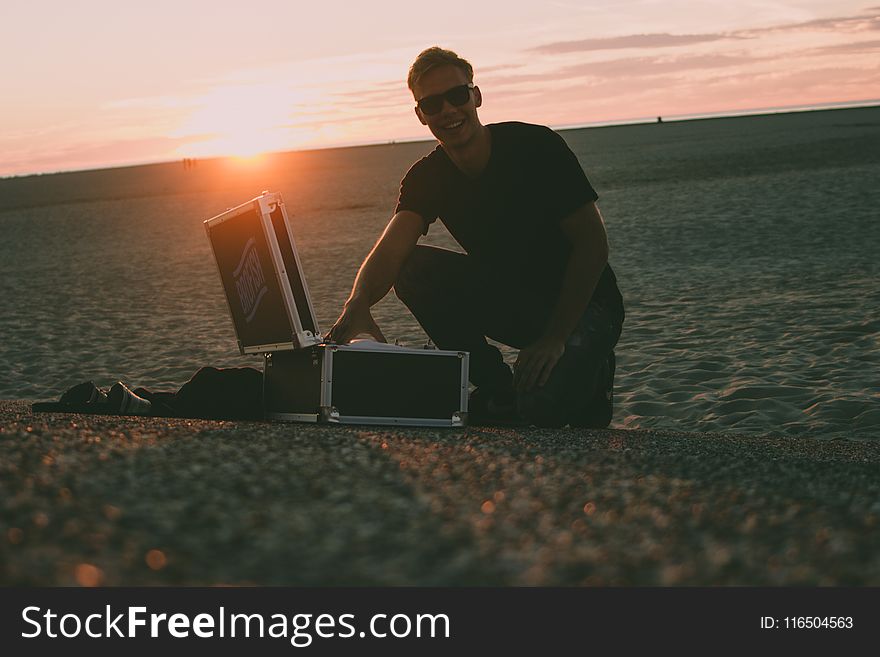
[[327, 47, 625, 428]]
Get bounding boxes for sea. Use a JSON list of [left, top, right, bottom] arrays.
[[1, 106, 878, 440]]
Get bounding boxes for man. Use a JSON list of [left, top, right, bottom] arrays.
[[326, 47, 624, 428]]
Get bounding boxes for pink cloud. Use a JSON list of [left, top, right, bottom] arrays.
[[527, 6, 880, 56], [530, 33, 736, 55], [739, 7, 880, 35], [806, 39, 880, 54]]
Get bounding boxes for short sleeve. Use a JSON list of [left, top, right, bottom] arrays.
[[539, 127, 599, 221], [394, 157, 440, 234]]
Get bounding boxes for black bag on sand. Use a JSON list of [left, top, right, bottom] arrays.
[[32, 367, 263, 421]]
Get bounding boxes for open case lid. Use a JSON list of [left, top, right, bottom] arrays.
[[204, 191, 320, 354]]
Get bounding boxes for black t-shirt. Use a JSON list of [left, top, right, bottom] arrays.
[[395, 121, 621, 310]]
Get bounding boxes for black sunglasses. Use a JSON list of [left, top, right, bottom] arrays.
[[416, 83, 475, 116]]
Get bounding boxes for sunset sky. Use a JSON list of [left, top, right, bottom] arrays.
[[2, 0, 878, 176]]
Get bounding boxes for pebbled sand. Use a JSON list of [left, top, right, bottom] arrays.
[[2, 400, 878, 586]]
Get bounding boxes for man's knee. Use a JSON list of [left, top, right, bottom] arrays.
[[393, 245, 430, 304], [394, 245, 464, 306]]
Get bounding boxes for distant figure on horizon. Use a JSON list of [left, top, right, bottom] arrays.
[[326, 47, 624, 428], [657, 116, 663, 123]]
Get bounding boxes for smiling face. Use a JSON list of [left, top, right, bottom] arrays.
[[412, 64, 483, 149]]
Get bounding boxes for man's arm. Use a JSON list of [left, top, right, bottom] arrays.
[[514, 201, 609, 392], [325, 210, 425, 344]]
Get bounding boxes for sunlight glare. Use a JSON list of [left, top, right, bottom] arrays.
[[174, 84, 305, 159]]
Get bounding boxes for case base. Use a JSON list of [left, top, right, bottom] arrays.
[[263, 344, 469, 427]]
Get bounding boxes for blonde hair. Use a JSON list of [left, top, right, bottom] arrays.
[[407, 47, 474, 93]]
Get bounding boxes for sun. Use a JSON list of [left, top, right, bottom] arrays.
[[174, 84, 303, 159], [203, 129, 280, 160]]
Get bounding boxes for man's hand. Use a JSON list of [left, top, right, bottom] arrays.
[[325, 298, 387, 344], [514, 336, 566, 393]]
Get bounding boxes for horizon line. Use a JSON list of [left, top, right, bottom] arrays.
[[4, 98, 879, 180]]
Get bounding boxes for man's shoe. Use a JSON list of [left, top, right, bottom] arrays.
[[108, 382, 153, 416], [571, 351, 615, 429], [468, 385, 525, 427]]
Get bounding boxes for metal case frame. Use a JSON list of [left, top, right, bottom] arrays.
[[264, 345, 469, 427], [204, 192, 320, 354]]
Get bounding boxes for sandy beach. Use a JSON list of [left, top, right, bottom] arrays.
[[2, 107, 878, 588], [2, 399, 878, 586], [2, 107, 878, 440]]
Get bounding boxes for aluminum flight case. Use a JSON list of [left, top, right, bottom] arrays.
[[204, 192, 469, 427], [264, 344, 468, 427]]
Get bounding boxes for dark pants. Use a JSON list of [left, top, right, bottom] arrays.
[[394, 245, 624, 427]]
